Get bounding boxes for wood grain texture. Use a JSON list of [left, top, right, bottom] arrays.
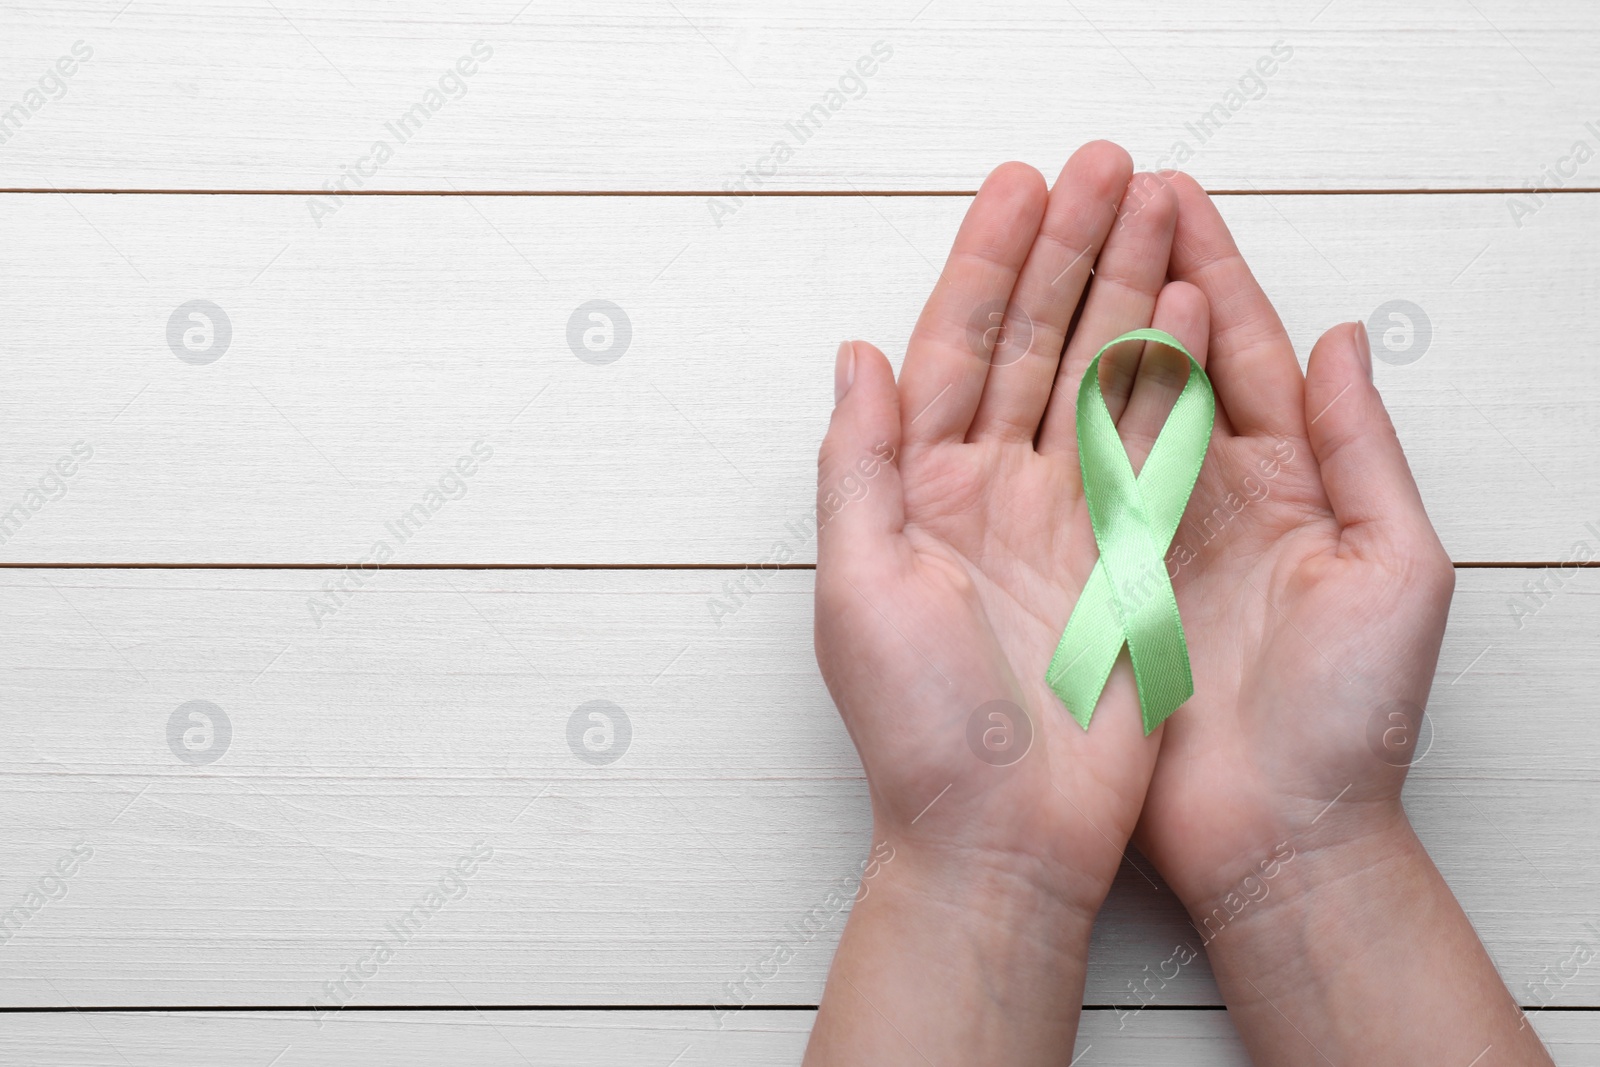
[[0, 1, 1594, 191], [5, 4, 1596, 1054], [0, 567, 1594, 1008], [0, 191, 1593, 564], [0, 1009, 1595, 1066]]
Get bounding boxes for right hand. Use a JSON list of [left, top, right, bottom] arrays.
[[1133, 173, 1456, 916]]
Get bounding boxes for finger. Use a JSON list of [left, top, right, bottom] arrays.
[[1036, 171, 1177, 458], [1304, 323, 1443, 558], [818, 340, 906, 575], [1166, 171, 1306, 439], [966, 140, 1132, 443], [1112, 281, 1230, 473], [899, 162, 1047, 449]]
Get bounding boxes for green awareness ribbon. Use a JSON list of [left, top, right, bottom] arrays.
[[1045, 328, 1214, 736]]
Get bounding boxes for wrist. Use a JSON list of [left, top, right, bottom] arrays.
[[1167, 794, 1413, 929], [869, 819, 1105, 934], [807, 830, 1095, 1064], [1183, 807, 1424, 990], [1180, 809, 1554, 1063], [857, 826, 1098, 970]]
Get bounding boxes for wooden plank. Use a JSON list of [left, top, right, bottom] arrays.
[[0, 1010, 813, 1067], [0, 568, 1594, 1007], [1, 1, 1595, 191], [0, 1008, 1594, 1066], [0, 191, 1594, 564]]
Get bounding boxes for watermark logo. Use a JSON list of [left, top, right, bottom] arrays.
[[1365, 698, 1433, 768], [1367, 299, 1430, 366], [306, 840, 494, 1026], [567, 700, 631, 765], [707, 441, 895, 629], [0, 40, 94, 149], [710, 838, 894, 1026], [965, 699, 1033, 767], [1167, 438, 1296, 574], [1118, 841, 1293, 1028], [167, 300, 232, 365], [1143, 40, 1293, 175], [307, 441, 494, 629], [706, 41, 894, 228], [566, 300, 631, 365], [1506, 124, 1600, 229], [966, 299, 1034, 367], [167, 700, 231, 765], [0, 842, 94, 948], [1520, 920, 1600, 1025], [1507, 520, 1600, 630], [307, 41, 495, 229], [0, 441, 93, 548]]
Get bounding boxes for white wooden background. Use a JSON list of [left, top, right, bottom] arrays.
[[1, 1, 1597, 1063]]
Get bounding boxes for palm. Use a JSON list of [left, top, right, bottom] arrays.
[[884, 442, 1154, 900], [897, 440, 1094, 682], [1128, 233, 1453, 907]]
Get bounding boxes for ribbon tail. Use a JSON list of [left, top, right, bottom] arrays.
[[1128, 612, 1195, 735], [1105, 520, 1196, 735], [1045, 562, 1124, 730]]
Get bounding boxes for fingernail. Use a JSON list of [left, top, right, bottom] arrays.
[[1353, 322, 1373, 381], [835, 340, 856, 403]]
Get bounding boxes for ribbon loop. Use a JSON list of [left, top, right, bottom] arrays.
[[1045, 328, 1214, 735]]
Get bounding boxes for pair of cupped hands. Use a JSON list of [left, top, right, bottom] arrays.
[[804, 141, 1515, 1064], [815, 139, 1452, 918]]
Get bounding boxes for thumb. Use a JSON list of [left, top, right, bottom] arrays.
[[1304, 322, 1443, 561], [816, 340, 904, 573]]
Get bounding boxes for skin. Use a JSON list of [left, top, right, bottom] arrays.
[[804, 143, 1555, 1065]]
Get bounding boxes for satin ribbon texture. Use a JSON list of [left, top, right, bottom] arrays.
[[1045, 328, 1215, 735]]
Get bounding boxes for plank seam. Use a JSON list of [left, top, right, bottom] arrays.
[[0, 1004, 1589, 1013], [3, 188, 1600, 197], [0, 562, 1587, 570]]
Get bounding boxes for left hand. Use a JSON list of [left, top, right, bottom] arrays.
[[815, 145, 1206, 920]]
